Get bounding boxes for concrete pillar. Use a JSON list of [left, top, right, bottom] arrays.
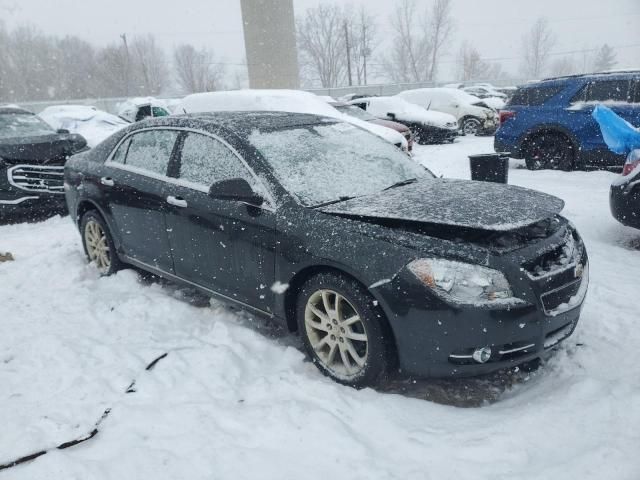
[[240, 0, 300, 89]]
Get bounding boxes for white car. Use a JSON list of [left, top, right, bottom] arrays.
[[177, 90, 408, 151], [39, 105, 129, 148], [117, 97, 171, 123], [397, 88, 499, 136], [346, 96, 458, 144]]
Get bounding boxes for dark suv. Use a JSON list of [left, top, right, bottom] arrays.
[[0, 106, 87, 220], [495, 71, 640, 170]]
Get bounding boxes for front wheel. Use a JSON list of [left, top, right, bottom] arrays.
[[296, 272, 393, 388], [461, 117, 482, 136], [80, 211, 122, 275]]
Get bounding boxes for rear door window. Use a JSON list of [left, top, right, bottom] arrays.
[[123, 129, 179, 176], [630, 80, 640, 104], [508, 85, 564, 106], [582, 79, 631, 103], [177, 132, 254, 188]]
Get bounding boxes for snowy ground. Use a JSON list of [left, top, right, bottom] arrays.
[[1, 136, 639, 479]]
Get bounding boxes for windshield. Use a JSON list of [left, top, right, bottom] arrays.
[[336, 105, 376, 121], [0, 113, 55, 139], [249, 122, 431, 206]]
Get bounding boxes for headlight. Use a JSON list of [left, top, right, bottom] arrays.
[[407, 258, 525, 306]]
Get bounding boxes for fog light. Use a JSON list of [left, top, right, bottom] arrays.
[[472, 347, 492, 363]]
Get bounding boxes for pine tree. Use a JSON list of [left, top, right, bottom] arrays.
[[592, 44, 617, 72]]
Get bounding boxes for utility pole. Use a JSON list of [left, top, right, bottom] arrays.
[[344, 21, 353, 87], [120, 33, 130, 97]]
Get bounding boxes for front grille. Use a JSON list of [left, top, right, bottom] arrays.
[[8, 165, 65, 194]]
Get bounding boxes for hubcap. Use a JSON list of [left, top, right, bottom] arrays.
[[304, 289, 368, 380], [84, 220, 111, 273], [463, 119, 480, 135]]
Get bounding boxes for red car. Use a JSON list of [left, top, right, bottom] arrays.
[[331, 102, 414, 152]]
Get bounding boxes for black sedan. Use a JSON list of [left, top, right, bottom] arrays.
[[64, 112, 589, 387], [610, 151, 640, 229], [0, 106, 87, 221]]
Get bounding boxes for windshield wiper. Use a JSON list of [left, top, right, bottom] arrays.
[[383, 178, 418, 191], [312, 196, 357, 208]]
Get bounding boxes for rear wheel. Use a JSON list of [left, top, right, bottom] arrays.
[[524, 132, 575, 171], [80, 211, 121, 275], [296, 272, 393, 388]]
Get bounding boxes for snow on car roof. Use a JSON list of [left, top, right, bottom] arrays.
[[399, 87, 482, 104]]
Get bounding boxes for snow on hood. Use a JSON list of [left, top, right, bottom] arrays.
[[349, 97, 458, 128], [320, 178, 565, 232], [39, 105, 129, 148], [177, 90, 407, 148]]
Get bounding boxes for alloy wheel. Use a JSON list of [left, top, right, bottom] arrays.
[[462, 118, 481, 135], [304, 289, 368, 380], [84, 219, 111, 273]]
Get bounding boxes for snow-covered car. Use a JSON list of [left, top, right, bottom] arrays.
[[464, 85, 507, 100], [65, 112, 589, 387], [117, 97, 171, 123], [346, 96, 458, 144], [177, 90, 408, 151], [39, 105, 130, 148], [331, 102, 414, 151], [397, 88, 499, 136]]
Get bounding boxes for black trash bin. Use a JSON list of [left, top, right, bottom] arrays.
[[469, 153, 510, 184]]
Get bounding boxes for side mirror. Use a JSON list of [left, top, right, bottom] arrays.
[[387, 112, 397, 121], [209, 178, 264, 206], [57, 128, 70, 134]]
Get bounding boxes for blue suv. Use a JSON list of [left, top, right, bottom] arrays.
[[495, 71, 640, 170]]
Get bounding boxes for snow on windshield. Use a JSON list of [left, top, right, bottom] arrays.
[[249, 122, 430, 206], [0, 113, 54, 139]]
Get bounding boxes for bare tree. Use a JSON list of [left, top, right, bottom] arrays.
[[130, 35, 167, 95], [549, 56, 577, 77], [592, 44, 617, 72], [173, 44, 226, 94], [296, 4, 347, 88], [94, 43, 129, 97], [457, 41, 488, 81], [425, 0, 453, 80], [520, 17, 556, 79]]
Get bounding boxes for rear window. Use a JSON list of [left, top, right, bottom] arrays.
[[507, 85, 564, 106], [572, 79, 632, 103]]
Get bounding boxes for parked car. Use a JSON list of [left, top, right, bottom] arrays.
[[397, 88, 499, 136], [118, 97, 170, 123], [0, 106, 87, 220], [39, 105, 130, 148], [65, 112, 588, 387], [495, 70, 640, 170], [177, 89, 408, 151], [463, 85, 507, 100], [610, 149, 640, 228], [345, 96, 458, 144], [331, 102, 414, 151]]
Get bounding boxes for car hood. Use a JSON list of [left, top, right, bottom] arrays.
[[0, 134, 74, 164], [319, 178, 564, 232]]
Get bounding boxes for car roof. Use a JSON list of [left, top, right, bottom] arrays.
[[530, 69, 640, 87], [132, 111, 339, 139]]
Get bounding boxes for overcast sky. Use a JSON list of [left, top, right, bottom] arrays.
[[2, 0, 639, 83]]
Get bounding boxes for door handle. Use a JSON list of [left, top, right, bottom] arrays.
[[100, 177, 115, 187], [167, 195, 188, 208]]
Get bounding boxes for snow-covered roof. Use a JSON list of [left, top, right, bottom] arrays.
[[348, 96, 457, 127]]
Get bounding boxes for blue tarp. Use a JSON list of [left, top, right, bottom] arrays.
[[592, 104, 640, 154]]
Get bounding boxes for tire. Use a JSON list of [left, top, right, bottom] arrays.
[[80, 210, 122, 276], [461, 117, 482, 136], [296, 272, 394, 388], [524, 132, 575, 171]]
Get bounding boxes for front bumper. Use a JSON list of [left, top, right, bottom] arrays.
[[375, 241, 588, 378], [610, 179, 640, 229], [477, 119, 498, 136], [0, 164, 67, 218]]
